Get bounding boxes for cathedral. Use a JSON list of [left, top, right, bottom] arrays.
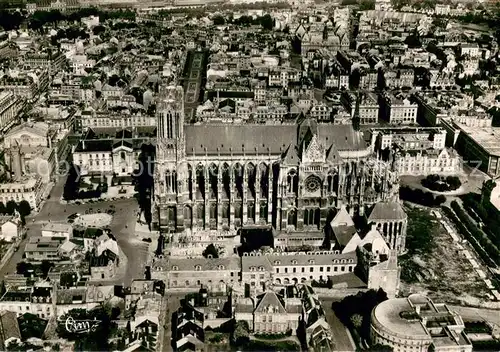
[[153, 86, 400, 234]]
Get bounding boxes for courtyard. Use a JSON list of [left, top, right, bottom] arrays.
[[399, 205, 491, 305], [73, 213, 113, 228]]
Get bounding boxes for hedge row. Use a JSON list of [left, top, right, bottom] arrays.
[[461, 194, 500, 245], [421, 174, 461, 192], [399, 186, 446, 207], [450, 201, 500, 265], [441, 206, 498, 268]]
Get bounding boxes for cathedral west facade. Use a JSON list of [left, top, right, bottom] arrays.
[[153, 86, 400, 234]]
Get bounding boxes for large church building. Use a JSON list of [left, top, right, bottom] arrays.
[[153, 86, 401, 236]]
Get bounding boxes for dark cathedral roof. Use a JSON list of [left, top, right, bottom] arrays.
[[368, 202, 406, 221], [184, 124, 366, 156]]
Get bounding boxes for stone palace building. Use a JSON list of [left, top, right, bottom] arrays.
[[154, 86, 400, 233]]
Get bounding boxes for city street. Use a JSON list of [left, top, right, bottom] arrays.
[[319, 297, 356, 352], [162, 293, 185, 352], [449, 305, 500, 326], [0, 175, 150, 287]]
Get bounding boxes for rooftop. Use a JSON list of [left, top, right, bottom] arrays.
[[185, 123, 367, 156], [41, 222, 72, 234], [459, 125, 500, 157], [372, 297, 430, 339]]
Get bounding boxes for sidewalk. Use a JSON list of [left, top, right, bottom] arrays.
[[135, 220, 160, 265], [0, 242, 18, 273]]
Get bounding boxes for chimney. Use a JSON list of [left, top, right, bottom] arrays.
[[82, 140, 86, 151]]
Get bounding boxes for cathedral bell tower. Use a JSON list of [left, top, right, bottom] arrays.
[[155, 85, 187, 232]]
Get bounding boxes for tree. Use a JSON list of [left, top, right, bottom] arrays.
[[5, 200, 17, 215], [40, 260, 54, 278], [92, 25, 106, 35], [0, 10, 24, 31], [359, 0, 375, 10], [57, 307, 115, 351], [18, 200, 31, 224], [60, 272, 78, 288], [350, 313, 363, 330], [16, 262, 33, 276], [232, 320, 250, 346], [202, 244, 219, 259], [435, 195, 446, 205], [0, 202, 5, 215], [212, 15, 225, 25], [259, 14, 273, 30]]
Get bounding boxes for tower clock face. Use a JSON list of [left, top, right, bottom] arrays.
[[305, 176, 321, 192]]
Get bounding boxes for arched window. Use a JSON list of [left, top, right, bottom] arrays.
[[287, 210, 297, 227], [209, 203, 217, 220], [327, 174, 333, 193], [195, 265, 202, 271], [235, 203, 242, 220], [165, 171, 171, 192], [188, 165, 193, 200], [260, 202, 268, 221], [287, 170, 297, 193], [172, 266, 178, 271], [120, 151, 126, 161], [222, 203, 230, 219], [197, 204, 204, 220], [247, 203, 255, 222], [259, 163, 268, 196]]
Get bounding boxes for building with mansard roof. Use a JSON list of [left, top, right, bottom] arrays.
[[154, 85, 400, 237]]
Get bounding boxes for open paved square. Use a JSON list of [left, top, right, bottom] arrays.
[[0, 176, 149, 286]]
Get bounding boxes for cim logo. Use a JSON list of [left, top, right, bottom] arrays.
[[64, 316, 101, 334]]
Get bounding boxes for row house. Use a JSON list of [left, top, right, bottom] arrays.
[[69, 54, 96, 76], [309, 102, 333, 122], [106, 95, 141, 109], [24, 50, 66, 74], [337, 50, 370, 73], [384, 68, 415, 89], [371, 127, 446, 152], [0, 91, 24, 132], [380, 93, 418, 125], [359, 69, 379, 90], [324, 64, 349, 89], [429, 70, 455, 88], [0, 177, 45, 212], [101, 84, 124, 99], [254, 104, 288, 122], [0, 284, 115, 320], [268, 68, 301, 88], [394, 148, 462, 176], [341, 92, 379, 125], [0, 287, 53, 319], [0, 70, 49, 101]]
